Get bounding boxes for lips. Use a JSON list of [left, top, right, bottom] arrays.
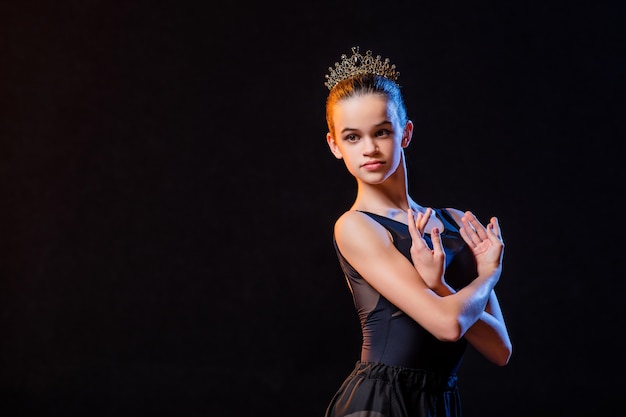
[[362, 160, 384, 170]]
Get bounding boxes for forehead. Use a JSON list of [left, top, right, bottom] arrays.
[[332, 94, 394, 128]]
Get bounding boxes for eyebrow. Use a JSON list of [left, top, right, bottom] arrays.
[[340, 120, 392, 134]]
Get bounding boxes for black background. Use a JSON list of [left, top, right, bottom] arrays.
[[2, 1, 625, 416]]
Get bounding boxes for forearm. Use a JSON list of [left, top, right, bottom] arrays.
[[432, 281, 513, 366], [441, 268, 501, 339], [464, 310, 512, 366]]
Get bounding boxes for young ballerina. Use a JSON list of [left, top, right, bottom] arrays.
[[322, 47, 512, 417]]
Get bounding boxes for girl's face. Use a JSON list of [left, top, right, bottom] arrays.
[[326, 93, 412, 185]]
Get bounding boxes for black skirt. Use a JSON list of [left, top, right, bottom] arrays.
[[324, 361, 461, 417]]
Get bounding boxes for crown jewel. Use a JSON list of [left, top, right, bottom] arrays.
[[324, 46, 400, 90]]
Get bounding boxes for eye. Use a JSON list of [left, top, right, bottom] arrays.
[[344, 134, 360, 143], [375, 129, 392, 138]]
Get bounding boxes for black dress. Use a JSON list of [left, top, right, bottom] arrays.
[[324, 208, 478, 417]]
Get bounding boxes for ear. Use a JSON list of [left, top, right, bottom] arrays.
[[401, 120, 414, 148], [326, 132, 343, 159]]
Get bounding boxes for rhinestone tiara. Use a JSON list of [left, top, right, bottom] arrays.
[[324, 46, 400, 90]]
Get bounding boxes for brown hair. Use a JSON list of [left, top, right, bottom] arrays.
[[325, 74, 408, 137]]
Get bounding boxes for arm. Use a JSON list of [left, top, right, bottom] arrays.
[[464, 291, 512, 366], [431, 282, 511, 366], [334, 210, 502, 342], [414, 208, 512, 366]]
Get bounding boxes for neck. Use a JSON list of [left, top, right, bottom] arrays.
[[352, 154, 422, 216]]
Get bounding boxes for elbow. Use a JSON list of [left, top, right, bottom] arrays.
[[432, 316, 464, 343], [428, 303, 485, 342], [490, 342, 513, 367], [493, 352, 511, 367], [498, 344, 513, 367]]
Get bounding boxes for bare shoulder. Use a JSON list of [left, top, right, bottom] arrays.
[[334, 210, 392, 253], [334, 210, 382, 239]]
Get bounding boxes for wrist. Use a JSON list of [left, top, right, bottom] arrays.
[[432, 281, 455, 296]]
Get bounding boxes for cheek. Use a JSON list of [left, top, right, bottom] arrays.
[[338, 148, 359, 168], [386, 141, 404, 166]]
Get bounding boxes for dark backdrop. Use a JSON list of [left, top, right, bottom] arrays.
[[2, 1, 624, 416]]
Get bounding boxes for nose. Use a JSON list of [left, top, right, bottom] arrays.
[[363, 137, 379, 155]]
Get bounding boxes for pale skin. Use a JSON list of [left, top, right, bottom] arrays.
[[326, 93, 512, 366]]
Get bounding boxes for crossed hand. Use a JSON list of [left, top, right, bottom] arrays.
[[408, 209, 505, 290], [407, 208, 446, 290], [458, 211, 505, 279]]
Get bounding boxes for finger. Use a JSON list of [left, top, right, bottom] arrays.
[[407, 207, 417, 233], [408, 220, 428, 252], [493, 217, 502, 239], [487, 217, 503, 242], [472, 221, 488, 241], [407, 209, 423, 242], [465, 211, 489, 240], [430, 227, 446, 274], [459, 225, 476, 248], [416, 212, 427, 235], [418, 207, 432, 233], [460, 213, 481, 246], [430, 227, 445, 255]]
